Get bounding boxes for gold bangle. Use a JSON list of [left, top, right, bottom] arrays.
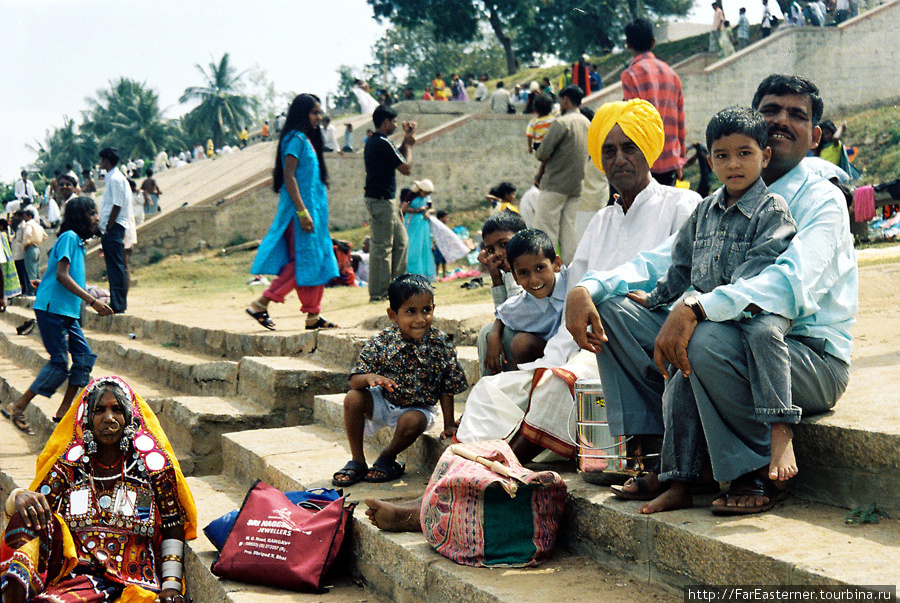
[[296, 209, 310, 219]]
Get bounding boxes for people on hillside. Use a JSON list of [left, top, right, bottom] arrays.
[[1, 376, 196, 603], [401, 180, 437, 281], [14, 171, 37, 207], [98, 147, 132, 314], [475, 75, 489, 101], [622, 18, 687, 187], [526, 93, 555, 154], [246, 93, 340, 331], [2, 197, 113, 434], [332, 274, 467, 486], [567, 74, 856, 515], [353, 79, 380, 118], [431, 73, 448, 101], [21, 206, 45, 292], [533, 85, 590, 265], [343, 123, 354, 153], [736, 7, 751, 48], [363, 104, 417, 302]]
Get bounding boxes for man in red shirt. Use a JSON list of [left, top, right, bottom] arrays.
[[621, 19, 686, 187]]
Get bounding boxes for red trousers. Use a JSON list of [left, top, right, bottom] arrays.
[[262, 222, 324, 314]]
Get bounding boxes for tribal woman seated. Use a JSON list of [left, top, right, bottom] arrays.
[[1, 376, 197, 603]]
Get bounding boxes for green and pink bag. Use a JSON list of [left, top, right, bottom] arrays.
[[420, 440, 567, 567]]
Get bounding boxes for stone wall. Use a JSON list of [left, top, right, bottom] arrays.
[[585, 2, 900, 142]]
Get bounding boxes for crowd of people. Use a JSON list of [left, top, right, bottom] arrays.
[[0, 11, 868, 598]]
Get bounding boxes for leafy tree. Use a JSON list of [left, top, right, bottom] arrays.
[[82, 78, 180, 163], [179, 53, 253, 148], [372, 23, 508, 92], [367, 0, 691, 76], [30, 116, 96, 179]]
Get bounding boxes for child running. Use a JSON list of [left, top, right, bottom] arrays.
[[1, 197, 113, 434], [627, 106, 800, 490], [491, 229, 568, 368], [333, 274, 468, 486]]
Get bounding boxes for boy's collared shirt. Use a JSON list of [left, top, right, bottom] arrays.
[[491, 270, 524, 308], [646, 178, 796, 308], [496, 265, 569, 341], [352, 324, 468, 409]]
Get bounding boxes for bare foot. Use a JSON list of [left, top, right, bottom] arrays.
[[364, 498, 422, 532], [769, 423, 798, 482], [639, 482, 692, 514], [621, 471, 662, 495]]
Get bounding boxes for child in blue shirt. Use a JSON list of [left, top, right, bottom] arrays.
[[2, 197, 113, 434], [628, 106, 799, 486], [333, 274, 468, 486], [493, 229, 568, 368]]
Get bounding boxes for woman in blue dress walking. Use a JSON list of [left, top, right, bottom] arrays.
[[246, 94, 339, 330]]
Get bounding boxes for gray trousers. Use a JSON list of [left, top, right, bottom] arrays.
[[365, 197, 408, 300], [596, 296, 850, 483]]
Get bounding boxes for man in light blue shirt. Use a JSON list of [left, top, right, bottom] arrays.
[[565, 75, 857, 514], [98, 147, 131, 313]]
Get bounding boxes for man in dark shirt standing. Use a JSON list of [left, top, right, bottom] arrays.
[[364, 104, 417, 301]]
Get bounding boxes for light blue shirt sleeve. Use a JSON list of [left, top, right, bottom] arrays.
[[577, 235, 677, 304]]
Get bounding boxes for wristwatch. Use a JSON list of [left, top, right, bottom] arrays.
[[683, 295, 706, 321]]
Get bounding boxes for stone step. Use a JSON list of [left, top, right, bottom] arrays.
[[0, 310, 351, 417], [218, 421, 900, 592], [0, 351, 284, 477], [215, 427, 678, 603]]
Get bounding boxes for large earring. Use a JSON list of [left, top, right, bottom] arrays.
[[120, 423, 135, 451], [83, 429, 97, 455]]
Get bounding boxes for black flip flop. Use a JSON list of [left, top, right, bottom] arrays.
[[365, 456, 406, 483], [305, 317, 338, 330], [332, 460, 368, 486]]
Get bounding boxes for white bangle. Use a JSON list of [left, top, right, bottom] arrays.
[[5, 488, 26, 516]]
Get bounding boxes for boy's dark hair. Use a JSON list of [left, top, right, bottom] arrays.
[[624, 19, 655, 53], [706, 106, 769, 150], [99, 147, 120, 165], [559, 84, 584, 106], [59, 196, 97, 241], [373, 104, 398, 127], [751, 74, 824, 125], [436, 210, 449, 220], [490, 181, 517, 199], [388, 274, 433, 312], [57, 174, 77, 186], [482, 209, 526, 239], [534, 93, 553, 116], [739, 7, 746, 13], [506, 229, 557, 271], [819, 119, 837, 135]]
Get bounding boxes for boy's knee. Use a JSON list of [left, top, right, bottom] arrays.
[[397, 409, 428, 433], [344, 389, 372, 413]]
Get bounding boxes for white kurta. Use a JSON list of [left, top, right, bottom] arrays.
[[457, 180, 700, 456]]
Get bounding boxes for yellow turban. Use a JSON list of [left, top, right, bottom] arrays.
[[587, 99, 665, 173]]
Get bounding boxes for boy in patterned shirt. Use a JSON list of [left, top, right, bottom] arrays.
[[333, 274, 468, 486]]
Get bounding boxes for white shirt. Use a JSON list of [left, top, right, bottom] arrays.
[[523, 179, 700, 368], [490, 88, 512, 113], [352, 86, 380, 117], [475, 81, 488, 101], [322, 124, 339, 151], [99, 165, 132, 232], [497, 265, 570, 340], [14, 179, 37, 202]]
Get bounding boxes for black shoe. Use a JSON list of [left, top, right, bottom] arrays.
[[16, 319, 35, 336]]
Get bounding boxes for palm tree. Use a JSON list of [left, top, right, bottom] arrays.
[[30, 116, 97, 179], [82, 78, 181, 161], [179, 53, 254, 148]]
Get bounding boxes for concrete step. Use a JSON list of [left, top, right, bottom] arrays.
[[0, 350, 286, 477], [218, 420, 900, 592]]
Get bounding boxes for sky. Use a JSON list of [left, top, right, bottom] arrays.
[[0, 0, 764, 184]]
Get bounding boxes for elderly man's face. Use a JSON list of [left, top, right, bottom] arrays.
[[756, 93, 821, 176], [601, 124, 651, 193]]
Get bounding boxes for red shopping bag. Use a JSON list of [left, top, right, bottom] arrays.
[[211, 480, 354, 591]]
